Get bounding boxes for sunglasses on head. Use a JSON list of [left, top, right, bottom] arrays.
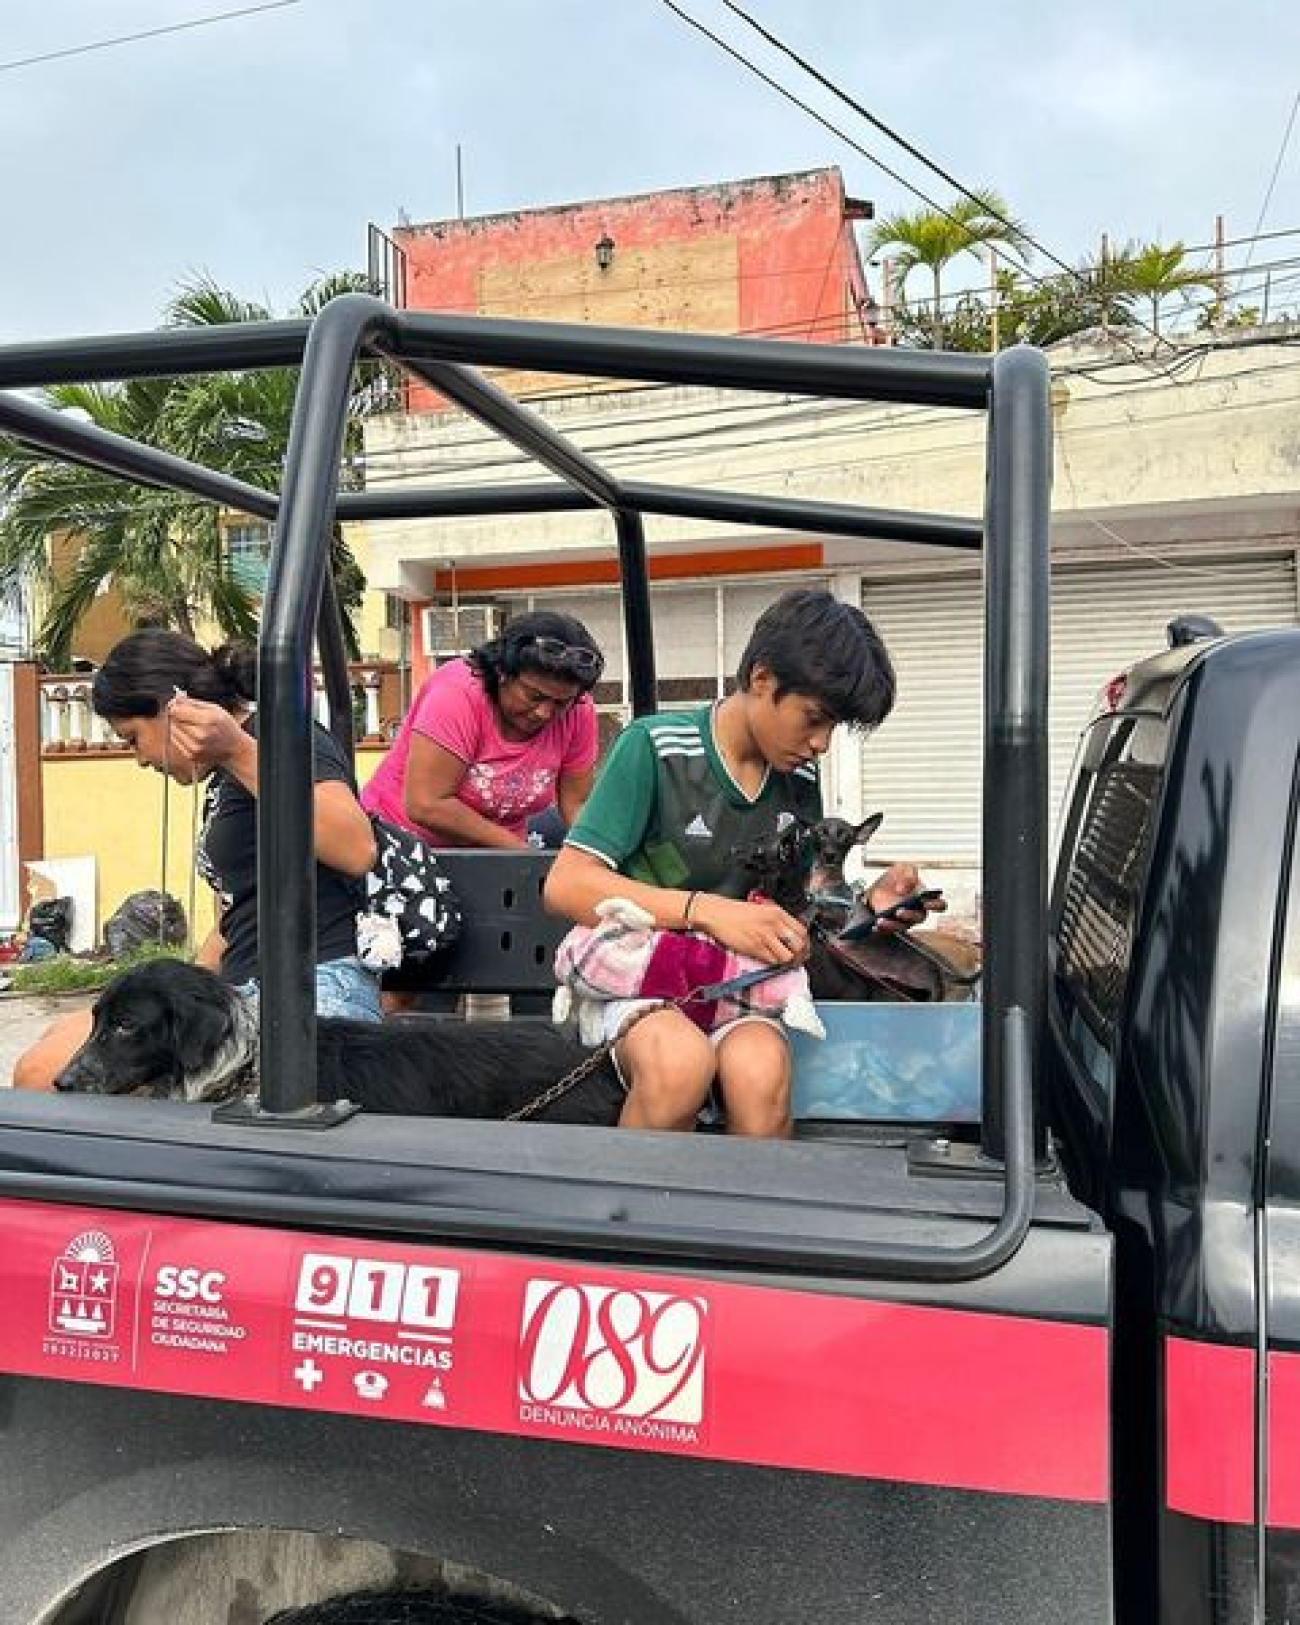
[[522, 635, 604, 681]]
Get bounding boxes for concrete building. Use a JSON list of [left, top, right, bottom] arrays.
[[355, 172, 1300, 894]]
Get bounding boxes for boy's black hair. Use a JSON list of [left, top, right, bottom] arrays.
[[468, 609, 604, 700], [736, 588, 895, 728], [91, 629, 256, 720]]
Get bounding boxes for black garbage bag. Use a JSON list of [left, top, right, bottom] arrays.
[[27, 896, 74, 953], [102, 890, 188, 957]]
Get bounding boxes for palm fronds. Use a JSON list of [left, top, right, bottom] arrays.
[[0, 271, 386, 664]]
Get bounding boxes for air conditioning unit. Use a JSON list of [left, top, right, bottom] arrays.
[[420, 602, 504, 657]]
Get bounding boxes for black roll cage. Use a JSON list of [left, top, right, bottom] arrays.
[[0, 296, 1050, 1282]]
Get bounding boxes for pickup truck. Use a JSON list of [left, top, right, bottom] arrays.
[[0, 297, 1287, 1625]]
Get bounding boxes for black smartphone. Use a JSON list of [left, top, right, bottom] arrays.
[[838, 888, 943, 942]]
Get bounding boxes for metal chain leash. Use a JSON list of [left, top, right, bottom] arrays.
[[506, 958, 795, 1121], [504, 1031, 632, 1121]]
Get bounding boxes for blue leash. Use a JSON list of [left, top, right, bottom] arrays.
[[684, 958, 796, 1003]]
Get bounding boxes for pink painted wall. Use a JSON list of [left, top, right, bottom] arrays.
[[395, 168, 868, 413]]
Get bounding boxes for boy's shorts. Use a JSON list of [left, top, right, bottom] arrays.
[[599, 998, 788, 1049], [600, 1000, 789, 1128]]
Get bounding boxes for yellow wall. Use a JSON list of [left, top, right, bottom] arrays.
[[42, 533, 135, 665], [347, 523, 403, 664], [39, 746, 387, 948]]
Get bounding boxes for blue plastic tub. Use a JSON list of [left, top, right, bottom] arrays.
[[789, 1002, 981, 1122]]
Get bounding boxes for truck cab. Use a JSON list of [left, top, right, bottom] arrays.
[[0, 298, 1285, 1624], [1049, 624, 1300, 1623]]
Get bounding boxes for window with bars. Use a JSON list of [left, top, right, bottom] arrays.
[[224, 522, 273, 595]]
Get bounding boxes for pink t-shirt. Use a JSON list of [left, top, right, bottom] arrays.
[[361, 657, 599, 843]]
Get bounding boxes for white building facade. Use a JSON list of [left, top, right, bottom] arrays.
[[355, 329, 1300, 893]]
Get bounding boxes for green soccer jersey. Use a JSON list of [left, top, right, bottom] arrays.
[[565, 704, 823, 898]]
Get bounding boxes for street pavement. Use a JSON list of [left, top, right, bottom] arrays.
[[0, 993, 94, 1087]]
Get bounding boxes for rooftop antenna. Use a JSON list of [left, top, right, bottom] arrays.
[[455, 143, 465, 220]]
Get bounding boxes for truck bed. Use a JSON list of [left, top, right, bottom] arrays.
[[0, 1089, 1106, 1312]]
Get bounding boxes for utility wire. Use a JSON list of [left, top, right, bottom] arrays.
[[14, 328, 1300, 509], [672, 0, 1176, 349], [657, 1, 959, 230], [22, 345, 1300, 509], [1184, 224, 1300, 255], [721, 0, 1031, 252], [726, 0, 1193, 315], [0, 0, 300, 75], [1244, 88, 1300, 269], [22, 368, 1300, 527]]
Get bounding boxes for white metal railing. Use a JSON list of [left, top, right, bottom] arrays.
[[39, 662, 403, 754], [39, 679, 116, 752]]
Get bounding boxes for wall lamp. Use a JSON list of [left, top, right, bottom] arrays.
[[594, 233, 615, 272]]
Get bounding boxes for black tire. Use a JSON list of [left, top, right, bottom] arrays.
[[264, 1591, 569, 1624]]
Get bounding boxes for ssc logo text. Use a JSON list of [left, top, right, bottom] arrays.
[[153, 1265, 226, 1304]]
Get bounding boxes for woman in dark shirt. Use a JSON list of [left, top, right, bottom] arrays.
[[14, 630, 380, 1090]]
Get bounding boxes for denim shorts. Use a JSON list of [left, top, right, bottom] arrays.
[[234, 956, 383, 1023]]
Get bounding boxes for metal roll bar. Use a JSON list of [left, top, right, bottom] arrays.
[[0, 297, 1050, 1279]]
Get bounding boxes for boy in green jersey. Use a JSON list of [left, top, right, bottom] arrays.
[[544, 589, 944, 1136]]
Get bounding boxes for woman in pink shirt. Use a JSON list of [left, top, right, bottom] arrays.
[[363, 611, 604, 849]]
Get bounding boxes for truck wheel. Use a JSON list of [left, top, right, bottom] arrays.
[[263, 1591, 568, 1624]]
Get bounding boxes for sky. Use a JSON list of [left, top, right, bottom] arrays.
[[2, 0, 1298, 344]]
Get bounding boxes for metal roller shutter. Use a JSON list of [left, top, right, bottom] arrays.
[[507, 591, 628, 686], [1050, 555, 1298, 839], [517, 586, 723, 690], [860, 575, 984, 863], [723, 582, 814, 672], [862, 554, 1298, 865], [518, 578, 832, 697]]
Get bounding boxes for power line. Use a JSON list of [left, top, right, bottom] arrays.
[[15, 354, 1300, 523], [368, 266, 1300, 471], [725, 0, 1270, 345], [720, 0, 1031, 254], [657, 1, 958, 225], [666, 0, 1178, 352], [15, 330, 1300, 508], [1244, 88, 1300, 269], [0, 0, 300, 75], [1183, 223, 1300, 255], [23, 367, 1300, 526]]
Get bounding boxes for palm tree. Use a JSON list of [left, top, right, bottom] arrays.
[[864, 188, 1032, 348], [989, 252, 1137, 349], [1105, 241, 1220, 337], [0, 374, 238, 662], [0, 272, 379, 667]]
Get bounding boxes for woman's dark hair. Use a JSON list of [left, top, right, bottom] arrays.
[[468, 609, 604, 700], [736, 588, 895, 729], [91, 629, 257, 720]]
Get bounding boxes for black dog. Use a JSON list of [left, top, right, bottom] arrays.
[[732, 812, 886, 928], [731, 818, 815, 915], [55, 959, 623, 1125], [730, 814, 971, 1002], [806, 812, 885, 906]]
